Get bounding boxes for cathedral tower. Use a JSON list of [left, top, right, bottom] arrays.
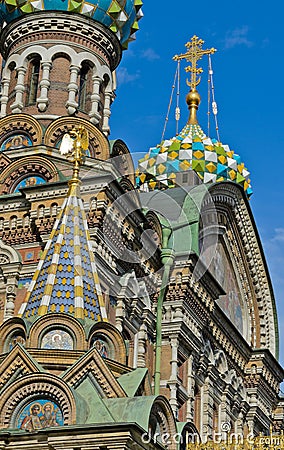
[[0, 2, 182, 448], [0, 2, 283, 447]]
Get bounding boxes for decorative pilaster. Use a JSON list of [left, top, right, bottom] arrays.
[[89, 75, 102, 125], [11, 67, 26, 113], [220, 391, 231, 441], [187, 354, 195, 421], [37, 61, 52, 112], [102, 91, 112, 135], [66, 65, 80, 115], [5, 277, 17, 319], [137, 322, 147, 367], [202, 374, 214, 440], [0, 241, 22, 319], [115, 297, 126, 333], [168, 336, 179, 416], [0, 77, 10, 118]]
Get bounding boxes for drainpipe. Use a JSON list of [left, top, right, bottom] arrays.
[[154, 226, 175, 395]]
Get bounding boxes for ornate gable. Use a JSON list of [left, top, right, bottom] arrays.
[[62, 346, 126, 398], [0, 344, 43, 391]]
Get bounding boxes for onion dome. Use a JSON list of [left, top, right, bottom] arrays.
[[0, 0, 143, 48], [136, 122, 252, 197], [136, 36, 252, 197]]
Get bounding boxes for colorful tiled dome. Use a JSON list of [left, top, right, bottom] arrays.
[[0, 0, 143, 47], [136, 122, 252, 197]]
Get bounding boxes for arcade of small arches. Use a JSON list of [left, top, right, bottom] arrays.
[[0, 314, 127, 361], [1, 45, 114, 134]]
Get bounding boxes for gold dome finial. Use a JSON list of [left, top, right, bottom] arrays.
[[173, 35, 216, 124]]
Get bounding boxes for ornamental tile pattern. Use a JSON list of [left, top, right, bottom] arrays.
[[19, 187, 107, 321], [0, 0, 143, 47], [136, 123, 252, 196]]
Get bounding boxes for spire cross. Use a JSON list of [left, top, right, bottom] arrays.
[[173, 35, 216, 90]]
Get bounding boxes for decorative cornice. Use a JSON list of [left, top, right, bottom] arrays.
[[0, 114, 42, 143], [0, 12, 122, 70], [0, 372, 76, 428], [44, 116, 110, 160], [208, 182, 278, 358]]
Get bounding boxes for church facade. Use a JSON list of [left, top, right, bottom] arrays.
[[0, 1, 283, 449]]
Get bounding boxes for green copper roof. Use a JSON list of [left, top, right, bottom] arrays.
[[136, 123, 252, 197], [117, 368, 148, 397], [102, 396, 159, 431]]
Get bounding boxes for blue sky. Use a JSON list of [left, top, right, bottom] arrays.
[[109, 1, 284, 365]]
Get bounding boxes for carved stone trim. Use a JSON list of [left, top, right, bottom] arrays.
[[88, 321, 126, 365], [0, 12, 122, 71], [27, 313, 87, 350], [0, 240, 21, 265], [0, 156, 57, 194], [44, 116, 110, 160], [0, 373, 76, 428], [149, 396, 177, 450], [208, 182, 278, 357], [62, 346, 126, 398], [0, 113, 42, 145], [0, 318, 26, 353]]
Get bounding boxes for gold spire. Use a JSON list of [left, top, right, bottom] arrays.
[[173, 35, 216, 124], [59, 125, 89, 196]]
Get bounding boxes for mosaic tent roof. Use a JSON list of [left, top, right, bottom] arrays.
[[0, 0, 143, 47], [19, 183, 107, 322], [136, 123, 252, 197]]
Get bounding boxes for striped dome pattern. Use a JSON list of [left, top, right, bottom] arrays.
[[18, 183, 108, 322]]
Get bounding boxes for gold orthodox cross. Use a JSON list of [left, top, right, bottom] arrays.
[[173, 35, 216, 90]]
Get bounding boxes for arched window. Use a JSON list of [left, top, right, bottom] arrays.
[[50, 203, 58, 216], [27, 59, 40, 106], [7, 62, 17, 113], [6, 331, 26, 352], [78, 63, 91, 112], [90, 197, 97, 210], [41, 329, 74, 350], [10, 216, 17, 229], [98, 75, 109, 124], [23, 214, 30, 228], [37, 204, 45, 218]]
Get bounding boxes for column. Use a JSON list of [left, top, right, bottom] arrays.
[[137, 322, 147, 368], [187, 354, 195, 421], [0, 77, 10, 117], [115, 297, 125, 333], [5, 280, 17, 319], [202, 374, 215, 441], [168, 337, 179, 417], [102, 91, 113, 136], [11, 66, 26, 113], [89, 75, 102, 125], [220, 389, 231, 441], [66, 64, 80, 115], [37, 61, 52, 112]]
